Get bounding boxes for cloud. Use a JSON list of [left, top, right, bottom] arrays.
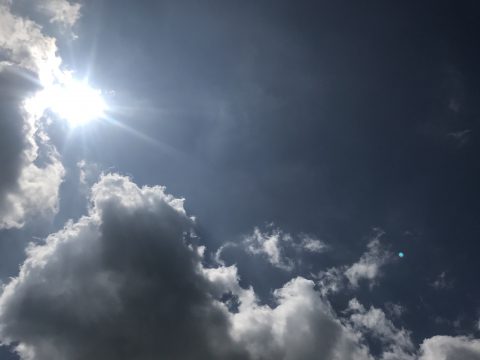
[[347, 299, 415, 360], [35, 0, 81, 27], [244, 226, 294, 270], [1, 173, 480, 360], [228, 276, 373, 360], [0, 174, 379, 360], [0, 2, 61, 83], [315, 233, 393, 294], [447, 129, 471, 147], [0, 173, 247, 360], [431, 271, 454, 290], [0, 67, 64, 229], [218, 225, 328, 271], [418, 336, 480, 360], [344, 236, 392, 288], [0, 2, 70, 229]]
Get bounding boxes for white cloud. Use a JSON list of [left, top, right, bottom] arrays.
[[1, 173, 479, 360], [316, 266, 346, 296], [220, 225, 328, 271], [299, 234, 329, 253], [244, 226, 294, 270], [315, 233, 393, 294], [0, 2, 62, 83], [0, 1, 85, 228], [347, 299, 415, 360], [344, 237, 392, 288], [418, 336, 480, 360], [229, 277, 373, 360]]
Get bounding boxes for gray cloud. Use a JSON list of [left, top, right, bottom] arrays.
[[0, 173, 246, 360], [0, 65, 64, 229], [0, 174, 376, 360], [346, 298, 415, 360], [0, 1, 67, 229], [1, 173, 479, 360]]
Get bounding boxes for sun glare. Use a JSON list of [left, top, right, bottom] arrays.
[[43, 79, 107, 126]]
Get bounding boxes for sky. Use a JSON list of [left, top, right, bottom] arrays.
[[0, 0, 480, 359]]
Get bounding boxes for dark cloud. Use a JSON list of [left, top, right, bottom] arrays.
[[1, 174, 480, 360], [0, 174, 247, 360], [0, 174, 378, 360], [0, 65, 64, 229], [0, 68, 36, 204]]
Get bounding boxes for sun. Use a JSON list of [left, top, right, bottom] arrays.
[[43, 79, 107, 126]]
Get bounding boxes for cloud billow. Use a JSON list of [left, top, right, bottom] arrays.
[[0, 174, 248, 360], [0, 174, 371, 360], [1, 174, 480, 360]]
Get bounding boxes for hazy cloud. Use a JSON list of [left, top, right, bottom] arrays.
[[447, 129, 471, 147], [431, 271, 454, 290], [35, 0, 81, 27]]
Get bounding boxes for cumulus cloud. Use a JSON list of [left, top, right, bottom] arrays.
[[0, 174, 246, 360], [217, 225, 328, 271], [0, 174, 376, 360], [0, 173, 479, 360], [0, 1, 71, 228], [228, 276, 373, 360], [347, 299, 415, 360], [418, 336, 480, 360]]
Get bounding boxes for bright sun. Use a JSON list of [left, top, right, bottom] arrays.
[[43, 79, 107, 126]]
